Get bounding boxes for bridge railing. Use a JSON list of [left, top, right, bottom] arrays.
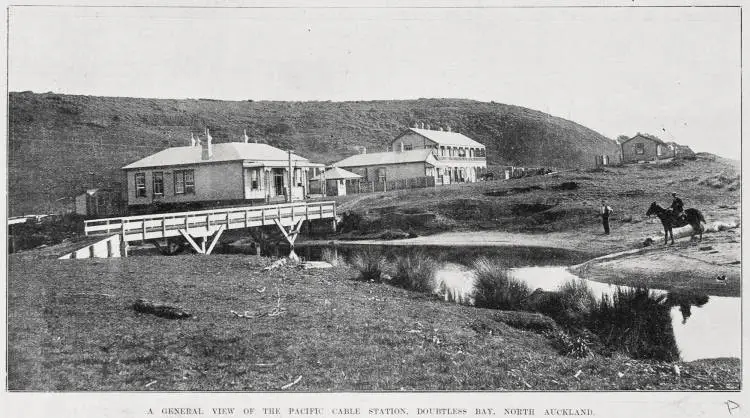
[[84, 201, 337, 238]]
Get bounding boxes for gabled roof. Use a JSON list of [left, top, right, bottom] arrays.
[[621, 134, 666, 145], [311, 167, 362, 181], [333, 149, 437, 168], [122, 143, 313, 170], [393, 128, 485, 148]]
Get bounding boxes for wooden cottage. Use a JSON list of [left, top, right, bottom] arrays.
[[620, 134, 675, 163], [121, 137, 323, 212]]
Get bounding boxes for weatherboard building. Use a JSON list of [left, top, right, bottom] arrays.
[[121, 132, 323, 212], [334, 125, 487, 185]]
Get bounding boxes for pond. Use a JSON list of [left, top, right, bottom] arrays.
[[298, 243, 741, 363], [435, 264, 740, 362]]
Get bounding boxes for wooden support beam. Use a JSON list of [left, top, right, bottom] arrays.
[[205, 225, 226, 255], [179, 229, 204, 254], [273, 218, 291, 243]]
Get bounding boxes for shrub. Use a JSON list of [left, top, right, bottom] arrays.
[[391, 251, 438, 292], [557, 279, 598, 315], [471, 257, 531, 310], [549, 329, 593, 358], [349, 247, 388, 282], [321, 247, 344, 267], [587, 287, 678, 361]]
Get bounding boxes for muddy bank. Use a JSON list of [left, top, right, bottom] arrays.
[[570, 233, 741, 298]]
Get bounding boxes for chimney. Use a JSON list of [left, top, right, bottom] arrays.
[[400, 142, 404, 152], [362, 147, 367, 154], [243, 129, 250, 144], [190, 133, 196, 147], [426, 123, 431, 130], [202, 128, 213, 160], [447, 124, 452, 132], [413, 121, 418, 129]]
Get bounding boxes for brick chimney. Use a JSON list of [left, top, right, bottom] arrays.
[[202, 128, 213, 160], [400, 142, 404, 152]]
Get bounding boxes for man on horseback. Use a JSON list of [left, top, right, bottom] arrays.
[[670, 192, 686, 222]]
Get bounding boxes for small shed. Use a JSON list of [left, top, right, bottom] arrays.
[[310, 167, 362, 196], [75, 188, 122, 217]]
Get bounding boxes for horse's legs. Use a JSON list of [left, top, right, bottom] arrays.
[[669, 228, 674, 245], [664, 228, 669, 245]]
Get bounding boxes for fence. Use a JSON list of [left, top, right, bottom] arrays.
[[346, 176, 435, 195]]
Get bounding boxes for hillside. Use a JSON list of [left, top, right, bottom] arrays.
[[9, 91, 620, 215]]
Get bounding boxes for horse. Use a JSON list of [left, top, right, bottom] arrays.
[[645, 202, 706, 245]]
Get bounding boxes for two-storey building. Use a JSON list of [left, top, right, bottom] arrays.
[[390, 127, 487, 184]]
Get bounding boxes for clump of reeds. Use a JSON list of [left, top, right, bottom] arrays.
[[549, 329, 593, 358], [471, 257, 531, 310], [587, 287, 679, 361], [391, 251, 438, 293], [349, 247, 388, 282], [321, 247, 344, 267]]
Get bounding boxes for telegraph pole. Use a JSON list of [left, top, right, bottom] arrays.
[[287, 150, 293, 203]]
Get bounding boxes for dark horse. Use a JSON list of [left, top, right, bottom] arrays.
[[646, 202, 706, 245]]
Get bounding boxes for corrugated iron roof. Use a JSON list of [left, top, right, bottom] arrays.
[[122, 143, 314, 170], [333, 149, 437, 168], [394, 128, 485, 148], [622, 134, 666, 145], [310, 167, 362, 181]]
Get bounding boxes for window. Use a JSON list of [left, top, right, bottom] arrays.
[[250, 169, 260, 190], [635, 143, 645, 155], [404, 144, 413, 151], [377, 167, 387, 183], [174, 169, 195, 194], [153, 172, 164, 196], [294, 168, 303, 186], [135, 173, 146, 198]]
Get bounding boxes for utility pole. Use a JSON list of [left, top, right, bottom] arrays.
[[287, 150, 293, 203]]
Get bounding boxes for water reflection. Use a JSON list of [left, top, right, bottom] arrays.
[[434, 264, 740, 362]]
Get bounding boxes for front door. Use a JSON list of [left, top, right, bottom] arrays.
[[273, 169, 285, 196]]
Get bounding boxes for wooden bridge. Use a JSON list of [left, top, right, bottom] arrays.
[[78, 201, 337, 257]]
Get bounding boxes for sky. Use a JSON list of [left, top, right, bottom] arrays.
[[7, 5, 742, 158]]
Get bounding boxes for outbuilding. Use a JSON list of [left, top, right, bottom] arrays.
[[620, 134, 674, 163], [310, 167, 362, 196]]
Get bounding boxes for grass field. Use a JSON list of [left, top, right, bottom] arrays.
[[7, 254, 740, 391]]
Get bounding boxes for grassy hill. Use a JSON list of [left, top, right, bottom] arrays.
[[9, 91, 620, 215]]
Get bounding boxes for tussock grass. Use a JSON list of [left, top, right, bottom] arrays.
[[471, 257, 531, 310], [588, 287, 678, 361], [349, 247, 388, 282], [391, 251, 438, 292], [321, 247, 345, 267]]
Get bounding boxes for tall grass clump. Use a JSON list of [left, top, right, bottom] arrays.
[[523, 279, 598, 326], [471, 257, 531, 310], [349, 247, 388, 282], [588, 287, 678, 361], [391, 251, 438, 292], [321, 247, 345, 267]]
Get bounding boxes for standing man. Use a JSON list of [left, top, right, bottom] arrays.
[[600, 200, 613, 235]]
